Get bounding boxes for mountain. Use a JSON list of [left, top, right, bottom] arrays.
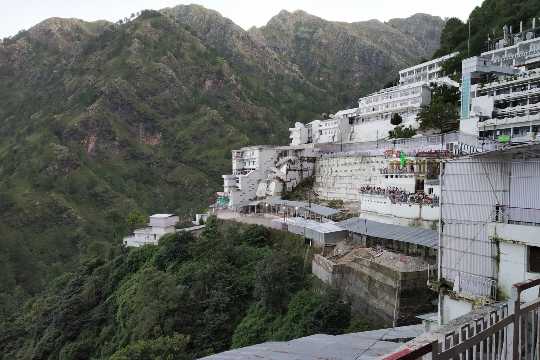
[[250, 10, 444, 106], [0, 4, 443, 329]]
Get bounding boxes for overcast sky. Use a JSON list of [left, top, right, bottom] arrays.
[[0, 0, 484, 39]]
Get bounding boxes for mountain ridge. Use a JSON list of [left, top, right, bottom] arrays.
[[0, 2, 444, 329]]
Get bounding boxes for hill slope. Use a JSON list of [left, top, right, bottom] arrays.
[[0, 5, 443, 317], [251, 11, 444, 106]]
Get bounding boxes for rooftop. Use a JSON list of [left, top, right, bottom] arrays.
[[337, 217, 438, 249], [329, 246, 432, 272], [201, 324, 424, 360], [267, 198, 341, 218], [150, 214, 176, 218]]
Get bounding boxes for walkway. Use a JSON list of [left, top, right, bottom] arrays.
[[215, 210, 282, 228]]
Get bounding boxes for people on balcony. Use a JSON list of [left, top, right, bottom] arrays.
[[359, 185, 439, 206]]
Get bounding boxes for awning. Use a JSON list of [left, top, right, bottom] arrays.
[[337, 217, 438, 249]]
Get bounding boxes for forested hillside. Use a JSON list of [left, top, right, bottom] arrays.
[[0, 4, 443, 316], [435, 0, 540, 72], [0, 219, 357, 359]]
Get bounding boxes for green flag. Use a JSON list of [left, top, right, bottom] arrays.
[[400, 151, 406, 167], [497, 135, 510, 143]]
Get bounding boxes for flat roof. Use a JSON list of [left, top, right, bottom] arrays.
[[337, 217, 438, 249], [201, 324, 424, 360], [267, 199, 341, 217], [454, 143, 540, 160], [150, 214, 176, 218], [277, 217, 345, 234]]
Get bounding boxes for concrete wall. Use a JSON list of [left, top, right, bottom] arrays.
[[489, 222, 540, 302], [360, 194, 439, 223], [312, 254, 436, 327], [441, 295, 473, 324], [314, 155, 387, 202]]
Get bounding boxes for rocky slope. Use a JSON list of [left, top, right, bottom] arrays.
[[0, 5, 443, 317], [251, 10, 444, 106]]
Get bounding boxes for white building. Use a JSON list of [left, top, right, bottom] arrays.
[[438, 144, 540, 324], [290, 53, 460, 145], [352, 82, 432, 142], [123, 214, 179, 247], [460, 23, 540, 142], [222, 146, 278, 209], [222, 145, 316, 209], [399, 52, 460, 85]]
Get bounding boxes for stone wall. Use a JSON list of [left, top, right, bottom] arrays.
[[312, 253, 436, 327]]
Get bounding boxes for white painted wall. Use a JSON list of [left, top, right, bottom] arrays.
[[490, 222, 540, 302], [441, 295, 473, 324]]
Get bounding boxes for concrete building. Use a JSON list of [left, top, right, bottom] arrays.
[[222, 145, 317, 210], [438, 143, 540, 324], [460, 22, 540, 142], [289, 54, 460, 146], [312, 244, 436, 327], [222, 145, 279, 209], [123, 214, 179, 247], [399, 52, 460, 86]]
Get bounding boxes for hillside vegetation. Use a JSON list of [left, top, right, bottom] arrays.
[[0, 5, 444, 313], [0, 218, 355, 359]]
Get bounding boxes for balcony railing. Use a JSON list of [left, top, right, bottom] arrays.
[[383, 277, 540, 360], [492, 205, 540, 227]]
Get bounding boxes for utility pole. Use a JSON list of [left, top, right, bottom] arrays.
[[468, 21, 471, 56]]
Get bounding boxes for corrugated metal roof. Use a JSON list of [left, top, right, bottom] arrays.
[[267, 199, 340, 217], [284, 217, 345, 234], [337, 218, 438, 249], [201, 324, 424, 360]]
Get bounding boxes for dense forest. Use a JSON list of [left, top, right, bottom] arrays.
[[0, 5, 442, 316], [0, 218, 362, 359], [435, 0, 540, 74]]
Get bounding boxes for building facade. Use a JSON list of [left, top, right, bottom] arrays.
[[460, 23, 540, 142], [123, 214, 179, 247], [290, 53, 460, 146], [438, 144, 540, 324]]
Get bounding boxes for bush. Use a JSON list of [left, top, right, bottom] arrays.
[[390, 113, 403, 126]]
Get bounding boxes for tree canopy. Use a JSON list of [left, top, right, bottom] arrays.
[[417, 85, 460, 133]]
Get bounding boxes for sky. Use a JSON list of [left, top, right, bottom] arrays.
[[0, 0, 484, 39]]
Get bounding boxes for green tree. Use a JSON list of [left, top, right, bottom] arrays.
[[201, 215, 219, 239], [254, 252, 304, 312], [110, 334, 190, 360], [417, 84, 460, 133], [127, 210, 147, 231], [388, 125, 416, 139], [390, 113, 403, 126]]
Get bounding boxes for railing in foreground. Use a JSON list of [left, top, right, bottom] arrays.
[[384, 277, 540, 360]]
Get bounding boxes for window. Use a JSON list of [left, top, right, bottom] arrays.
[[529, 246, 540, 273]]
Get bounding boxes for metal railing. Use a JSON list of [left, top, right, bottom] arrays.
[[492, 206, 540, 227], [314, 131, 499, 156], [383, 277, 540, 360]]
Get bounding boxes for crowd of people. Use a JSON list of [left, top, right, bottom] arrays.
[[359, 185, 439, 205]]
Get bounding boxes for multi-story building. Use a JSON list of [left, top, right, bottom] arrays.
[[351, 82, 432, 142], [290, 53, 460, 145], [289, 109, 355, 146], [438, 143, 540, 324], [460, 23, 540, 142], [222, 145, 316, 209], [222, 146, 279, 209], [399, 52, 460, 85]]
